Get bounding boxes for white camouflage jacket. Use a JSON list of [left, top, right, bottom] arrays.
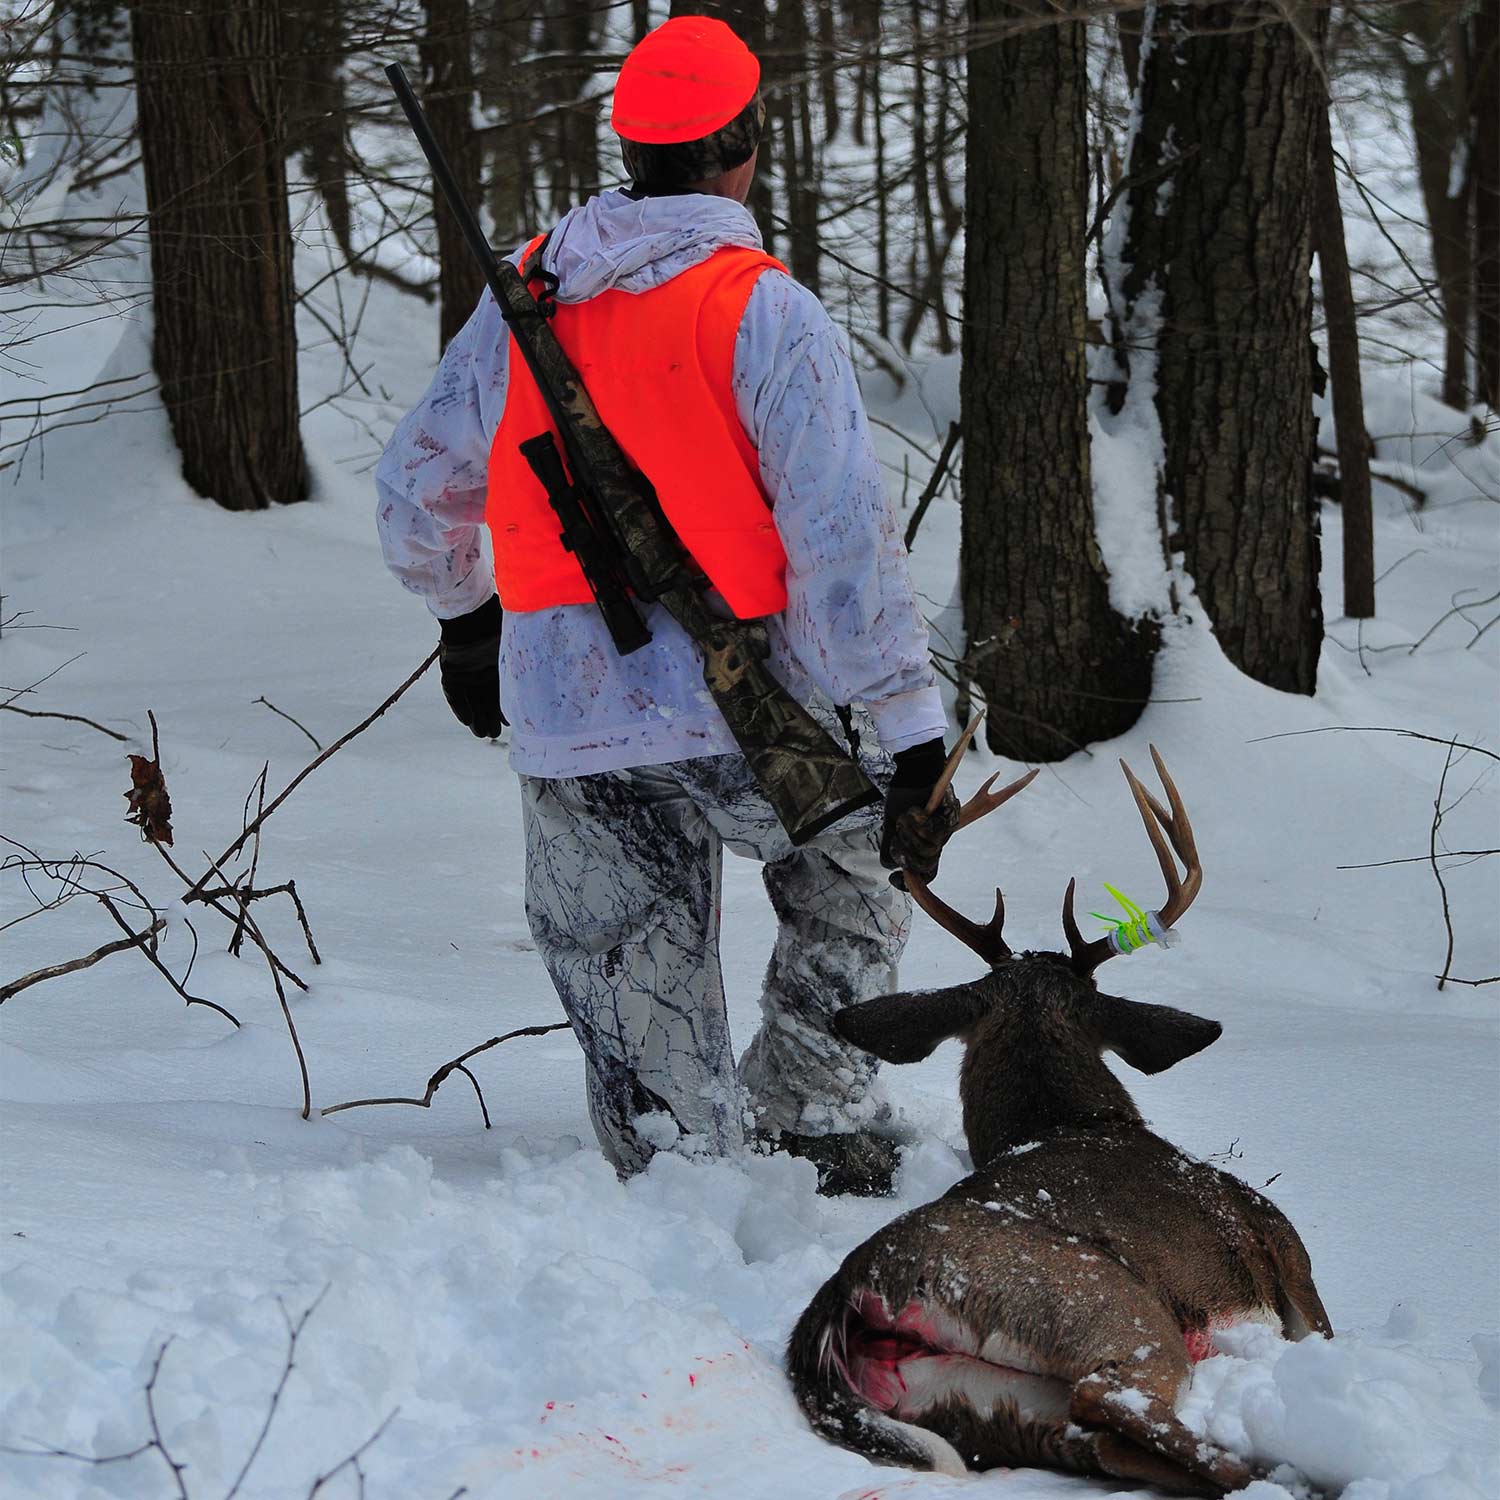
[[375, 189, 945, 779]]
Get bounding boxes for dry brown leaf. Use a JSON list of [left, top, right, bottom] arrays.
[[124, 753, 174, 846]]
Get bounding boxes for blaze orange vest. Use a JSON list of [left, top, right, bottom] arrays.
[[487, 241, 790, 619]]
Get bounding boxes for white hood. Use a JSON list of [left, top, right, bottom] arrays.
[[531, 189, 764, 303]]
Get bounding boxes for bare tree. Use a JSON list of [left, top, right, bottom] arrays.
[[420, 0, 487, 349], [1313, 9, 1375, 620], [1381, 4, 1478, 410], [961, 0, 1153, 763], [1117, 0, 1323, 695], [1472, 0, 1499, 409], [130, 0, 308, 510]]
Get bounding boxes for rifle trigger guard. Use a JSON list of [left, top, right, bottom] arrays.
[[531, 268, 560, 318]]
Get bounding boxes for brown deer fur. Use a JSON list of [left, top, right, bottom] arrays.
[[785, 952, 1331, 1495]]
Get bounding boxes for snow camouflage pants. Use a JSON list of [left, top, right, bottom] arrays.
[[519, 745, 911, 1176]]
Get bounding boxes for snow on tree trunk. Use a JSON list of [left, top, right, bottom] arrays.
[[960, 0, 1153, 763], [131, 0, 307, 511], [1119, 0, 1323, 696]]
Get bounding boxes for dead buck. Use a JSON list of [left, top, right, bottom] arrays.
[[787, 744, 1331, 1495]]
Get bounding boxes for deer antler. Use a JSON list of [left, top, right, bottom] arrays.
[[1064, 745, 1201, 976], [906, 715, 1039, 967]]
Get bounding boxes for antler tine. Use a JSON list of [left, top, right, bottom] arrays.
[[1064, 746, 1201, 977], [956, 766, 1041, 832], [902, 714, 1038, 966], [1062, 876, 1113, 975], [909, 877, 1012, 966], [923, 711, 986, 814], [1120, 744, 1201, 928]]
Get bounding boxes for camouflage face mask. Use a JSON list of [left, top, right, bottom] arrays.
[[620, 91, 766, 190]]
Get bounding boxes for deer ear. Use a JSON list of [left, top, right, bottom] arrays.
[[1091, 994, 1221, 1074], [833, 983, 991, 1065]]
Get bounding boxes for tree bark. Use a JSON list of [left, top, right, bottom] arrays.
[[961, 0, 1152, 763], [481, 0, 535, 250], [1395, 14, 1474, 410], [1472, 0, 1499, 409], [284, 0, 350, 257], [131, 0, 307, 511], [420, 0, 486, 351], [1312, 29, 1374, 620], [1119, 0, 1322, 695]]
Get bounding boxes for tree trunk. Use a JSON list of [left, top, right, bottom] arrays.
[[1119, 1, 1322, 695], [1312, 29, 1374, 620], [772, 0, 820, 294], [481, 0, 535, 250], [1472, 0, 1499, 409], [1397, 17, 1474, 410], [284, 0, 350, 257], [961, 0, 1152, 763], [420, 0, 486, 351], [131, 0, 306, 511]]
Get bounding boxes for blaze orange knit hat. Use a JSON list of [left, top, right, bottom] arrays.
[[611, 16, 761, 145]]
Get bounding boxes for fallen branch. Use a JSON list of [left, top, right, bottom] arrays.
[[0, 924, 165, 1002], [0, 702, 129, 741], [321, 1023, 570, 1126]]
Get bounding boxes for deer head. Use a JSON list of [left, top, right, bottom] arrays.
[[835, 739, 1218, 1170]]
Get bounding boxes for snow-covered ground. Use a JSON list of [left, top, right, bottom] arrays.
[[4, 85, 1499, 1500]]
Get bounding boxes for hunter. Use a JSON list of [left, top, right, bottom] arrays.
[[376, 16, 956, 1195]]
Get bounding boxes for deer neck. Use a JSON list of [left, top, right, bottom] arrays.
[[959, 1010, 1143, 1172]]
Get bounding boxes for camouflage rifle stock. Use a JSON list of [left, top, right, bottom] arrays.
[[386, 63, 880, 844]]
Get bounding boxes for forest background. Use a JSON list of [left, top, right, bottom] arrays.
[[1, 3, 1497, 1498]]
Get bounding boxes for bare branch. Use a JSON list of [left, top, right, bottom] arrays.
[[321, 1023, 570, 1124], [0, 702, 129, 740], [1245, 726, 1499, 763], [224, 1290, 329, 1500]]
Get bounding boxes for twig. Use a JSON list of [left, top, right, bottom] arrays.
[[255, 696, 323, 751], [96, 891, 240, 1028], [304, 1409, 403, 1499], [1442, 974, 1499, 987], [1408, 588, 1500, 655], [1, 650, 85, 707], [903, 420, 960, 551], [224, 1290, 329, 1500], [0, 702, 129, 740], [190, 880, 322, 965], [1431, 740, 1458, 992], [152, 840, 309, 993], [1245, 726, 1498, 763], [321, 1023, 570, 1124], [229, 766, 270, 958], [198, 850, 312, 1120], [198, 648, 438, 894], [1337, 849, 1496, 870], [0, 923, 165, 1002]]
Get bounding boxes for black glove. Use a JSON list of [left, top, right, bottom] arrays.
[[880, 736, 959, 886], [438, 595, 507, 738]]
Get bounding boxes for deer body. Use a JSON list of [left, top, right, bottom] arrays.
[[786, 751, 1331, 1495]]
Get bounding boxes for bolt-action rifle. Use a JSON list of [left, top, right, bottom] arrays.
[[386, 63, 880, 845]]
